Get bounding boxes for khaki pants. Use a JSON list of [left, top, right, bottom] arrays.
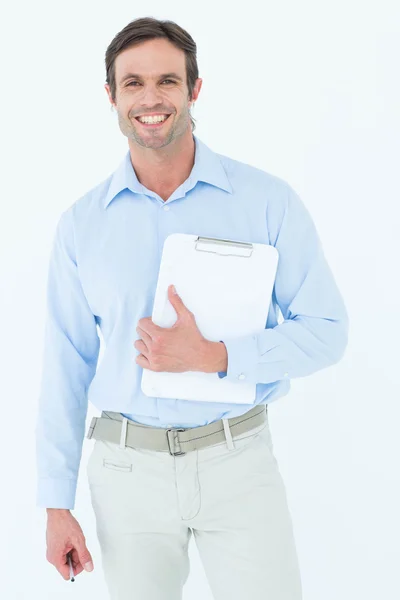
[[86, 412, 302, 599]]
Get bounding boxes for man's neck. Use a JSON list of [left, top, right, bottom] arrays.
[[128, 131, 196, 202]]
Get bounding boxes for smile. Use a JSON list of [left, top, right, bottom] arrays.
[[135, 114, 172, 128]]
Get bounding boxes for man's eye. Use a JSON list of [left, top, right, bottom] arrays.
[[128, 80, 175, 86]]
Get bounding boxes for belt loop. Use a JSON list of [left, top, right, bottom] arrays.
[[86, 416, 97, 440], [119, 417, 128, 449], [222, 418, 235, 451]]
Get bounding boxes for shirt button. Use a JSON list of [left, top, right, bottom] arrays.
[[163, 205, 170, 211], [238, 373, 246, 380]]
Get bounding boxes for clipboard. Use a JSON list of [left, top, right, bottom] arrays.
[[140, 233, 279, 404]]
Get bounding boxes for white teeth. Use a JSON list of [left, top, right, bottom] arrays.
[[138, 115, 168, 124]]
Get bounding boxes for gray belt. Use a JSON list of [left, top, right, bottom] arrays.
[[86, 404, 267, 456]]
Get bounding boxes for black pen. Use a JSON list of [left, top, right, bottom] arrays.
[[67, 553, 75, 582]]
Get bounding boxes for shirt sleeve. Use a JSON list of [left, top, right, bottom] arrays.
[[218, 182, 349, 384], [35, 208, 100, 509]]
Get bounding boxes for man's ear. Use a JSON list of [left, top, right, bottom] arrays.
[[104, 83, 115, 108]]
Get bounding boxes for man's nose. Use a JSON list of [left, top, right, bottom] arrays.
[[138, 85, 165, 105]]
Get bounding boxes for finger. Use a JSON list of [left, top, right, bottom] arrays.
[[59, 549, 80, 580], [136, 354, 151, 369], [134, 339, 149, 356], [57, 555, 71, 580], [136, 317, 155, 336], [60, 550, 81, 580], [137, 318, 162, 338], [70, 548, 84, 577], [74, 540, 94, 572], [136, 326, 152, 346], [57, 550, 72, 580], [168, 285, 191, 314]]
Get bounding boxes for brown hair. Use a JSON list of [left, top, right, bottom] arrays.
[[105, 17, 199, 131]]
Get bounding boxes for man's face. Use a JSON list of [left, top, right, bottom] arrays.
[[106, 38, 201, 149]]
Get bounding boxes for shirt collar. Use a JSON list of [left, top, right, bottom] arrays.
[[103, 134, 233, 209]]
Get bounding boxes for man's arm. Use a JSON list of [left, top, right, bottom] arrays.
[[214, 183, 349, 383], [35, 208, 100, 509]]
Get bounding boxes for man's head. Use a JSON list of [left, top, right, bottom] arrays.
[[104, 17, 202, 150]]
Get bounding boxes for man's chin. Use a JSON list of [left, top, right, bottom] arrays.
[[131, 131, 173, 148]]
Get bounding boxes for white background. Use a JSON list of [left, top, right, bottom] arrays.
[[1, 1, 399, 598]]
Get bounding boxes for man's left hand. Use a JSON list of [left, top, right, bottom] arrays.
[[134, 285, 211, 373]]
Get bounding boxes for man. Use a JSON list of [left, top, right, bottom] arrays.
[[36, 16, 349, 600]]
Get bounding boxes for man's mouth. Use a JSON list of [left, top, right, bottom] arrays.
[[134, 114, 172, 128]]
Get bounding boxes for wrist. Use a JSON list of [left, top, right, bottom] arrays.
[[215, 341, 228, 372], [46, 508, 71, 515], [199, 340, 227, 373]]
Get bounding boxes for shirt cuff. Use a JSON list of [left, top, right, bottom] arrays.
[[36, 478, 77, 509], [217, 334, 259, 383]]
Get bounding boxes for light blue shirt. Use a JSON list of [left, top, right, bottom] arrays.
[[35, 134, 349, 509]]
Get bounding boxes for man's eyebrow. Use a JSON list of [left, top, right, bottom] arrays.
[[119, 72, 183, 84]]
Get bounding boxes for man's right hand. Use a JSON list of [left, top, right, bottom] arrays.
[[46, 509, 94, 580]]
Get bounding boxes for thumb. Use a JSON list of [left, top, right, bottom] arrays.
[[75, 540, 94, 572], [168, 285, 189, 315]]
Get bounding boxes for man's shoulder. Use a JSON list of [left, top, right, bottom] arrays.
[[66, 175, 112, 215], [215, 148, 290, 196]]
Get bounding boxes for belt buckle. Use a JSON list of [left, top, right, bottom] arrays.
[[166, 428, 186, 456]]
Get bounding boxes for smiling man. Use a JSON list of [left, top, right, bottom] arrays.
[[110, 35, 201, 203], [36, 15, 349, 600]]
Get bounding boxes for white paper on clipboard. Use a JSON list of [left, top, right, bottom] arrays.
[[140, 233, 279, 404]]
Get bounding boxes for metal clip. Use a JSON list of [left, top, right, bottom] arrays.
[[194, 236, 253, 258]]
